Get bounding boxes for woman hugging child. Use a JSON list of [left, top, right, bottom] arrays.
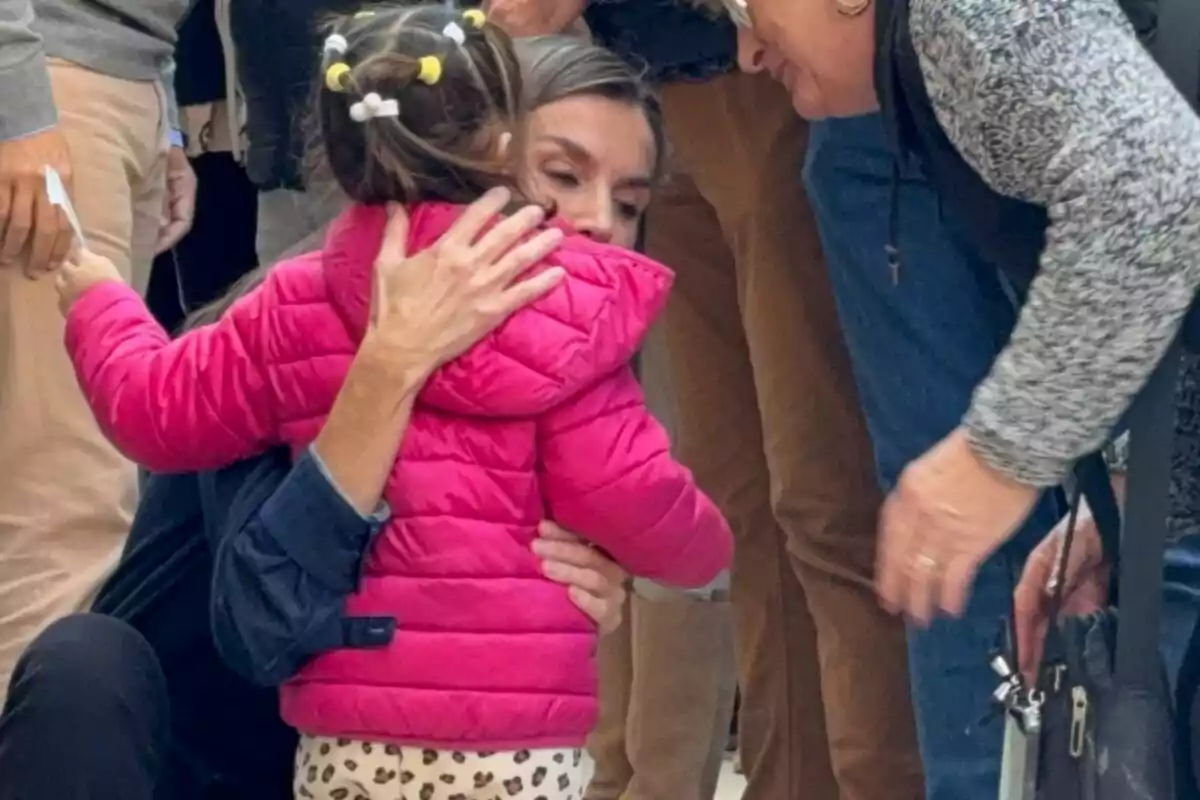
[[55, 6, 732, 800]]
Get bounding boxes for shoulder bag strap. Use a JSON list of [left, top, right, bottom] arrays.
[[1112, 0, 1200, 688]]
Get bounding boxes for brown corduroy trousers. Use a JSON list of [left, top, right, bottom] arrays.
[[586, 70, 925, 800]]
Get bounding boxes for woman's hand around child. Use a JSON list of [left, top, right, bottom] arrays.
[[364, 187, 565, 380], [55, 247, 124, 316], [314, 188, 567, 514], [533, 521, 628, 633]]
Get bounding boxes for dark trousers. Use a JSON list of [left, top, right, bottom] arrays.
[[0, 615, 168, 800]]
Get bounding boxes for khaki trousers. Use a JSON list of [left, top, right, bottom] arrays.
[[652, 72, 924, 800], [0, 61, 167, 695], [585, 587, 737, 800]]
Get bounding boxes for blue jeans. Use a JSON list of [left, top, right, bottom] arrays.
[[803, 114, 1061, 800]]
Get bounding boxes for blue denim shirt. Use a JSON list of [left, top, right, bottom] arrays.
[[208, 447, 394, 687], [584, 0, 735, 83]]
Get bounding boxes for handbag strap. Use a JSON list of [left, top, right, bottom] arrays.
[[1110, 0, 1200, 688], [1115, 342, 1182, 688]]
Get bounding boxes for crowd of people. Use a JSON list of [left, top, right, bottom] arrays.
[[1, 0, 1200, 799]]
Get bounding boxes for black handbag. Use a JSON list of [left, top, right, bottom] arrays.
[[1023, 343, 1182, 800], [994, 347, 1181, 800]]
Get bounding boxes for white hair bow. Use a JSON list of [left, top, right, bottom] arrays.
[[349, 92, 400, 122], [324, 33, 349, 55], [442, 22, 466, 45]]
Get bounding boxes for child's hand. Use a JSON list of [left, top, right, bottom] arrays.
[[55, 248, 123, 316]]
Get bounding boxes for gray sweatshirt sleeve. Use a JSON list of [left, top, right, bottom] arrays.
[[0, 0, 57, 140], [909, 0, 1200, 488]]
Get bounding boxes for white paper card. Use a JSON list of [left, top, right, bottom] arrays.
[[44, 166, 86, 249]]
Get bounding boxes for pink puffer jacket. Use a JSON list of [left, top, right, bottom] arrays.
[[65, 202, 732, 750]]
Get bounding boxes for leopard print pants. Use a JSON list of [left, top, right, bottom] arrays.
[[294, 735, 585, 800]]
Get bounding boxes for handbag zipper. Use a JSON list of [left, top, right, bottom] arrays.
[[1068, 686, 1089, 758]]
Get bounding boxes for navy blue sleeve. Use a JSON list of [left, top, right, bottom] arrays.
[[203, 448, 392, 687]]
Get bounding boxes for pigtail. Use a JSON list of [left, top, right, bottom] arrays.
[[309, 5, 524, 207]]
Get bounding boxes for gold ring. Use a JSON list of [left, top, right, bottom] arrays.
[[914, 553, 939, 572]]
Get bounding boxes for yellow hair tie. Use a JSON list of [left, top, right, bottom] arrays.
[[462, 9, 486, 28], [325, 62, 352, 92], [416, 55, 442, 85]]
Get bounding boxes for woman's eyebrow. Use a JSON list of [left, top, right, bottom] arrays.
[[540, 135, 593, 164], [539, 134, 654, 188], [616, 175, 654, 190]]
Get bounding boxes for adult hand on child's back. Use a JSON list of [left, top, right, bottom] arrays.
[[55, 247, 124, 316], [533, 521, 628, 633], [365, 186, 565, 378]]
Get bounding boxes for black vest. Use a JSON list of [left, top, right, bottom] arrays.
[[873, 0, 1200, 347]]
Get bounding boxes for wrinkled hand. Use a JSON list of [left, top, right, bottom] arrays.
[[155, 147, 197, 253], [0, 127, 74, 276], [485, 0, 586, 36], [533, 521, 627, 633], [1013, 503, 1109, 682], [366, 187, 565, 375], [55, 247, 124, 316], [877, 427, 1041, 625]]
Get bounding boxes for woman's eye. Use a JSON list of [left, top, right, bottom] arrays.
[[617, 202, 642, 220], [543, 170, 581, 188]]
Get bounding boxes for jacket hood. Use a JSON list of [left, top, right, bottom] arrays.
[[321, 203, 673, 416]]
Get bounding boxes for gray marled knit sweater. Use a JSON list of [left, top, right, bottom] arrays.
[[909, 0, 1200, 533]]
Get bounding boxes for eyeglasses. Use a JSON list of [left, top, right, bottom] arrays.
[[719, 0, 751, 27]]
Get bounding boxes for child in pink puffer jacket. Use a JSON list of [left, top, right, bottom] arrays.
[[56, 6, 732, 800]]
